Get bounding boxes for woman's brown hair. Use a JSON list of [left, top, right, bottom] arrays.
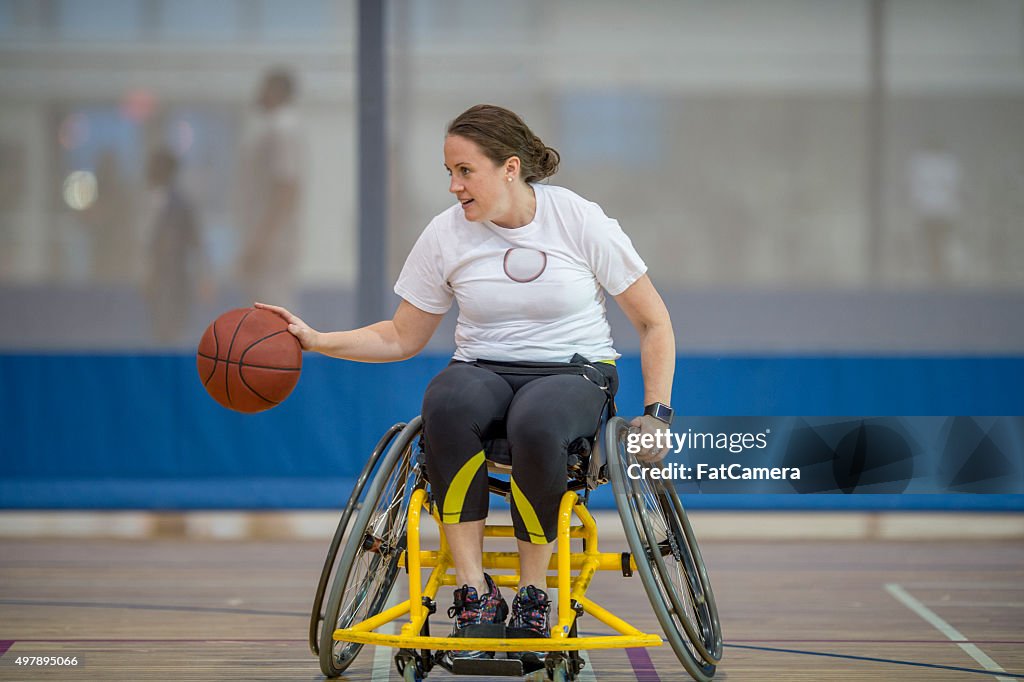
[[447, 104, 560, 183]]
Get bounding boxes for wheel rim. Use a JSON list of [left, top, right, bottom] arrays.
[[319, 420, 423, 676], [331, 448, 416, 668], [310, 423, 404, 656], [631, 473, 722, 663], [605, 417, 718, 680]]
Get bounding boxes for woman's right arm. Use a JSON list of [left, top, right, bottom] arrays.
[[255, 299, 444, 363]]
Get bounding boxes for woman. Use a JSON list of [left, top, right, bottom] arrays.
[[258, 104, 674, 658]]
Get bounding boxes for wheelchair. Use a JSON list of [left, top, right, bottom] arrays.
[[309, 411, 723, 681]]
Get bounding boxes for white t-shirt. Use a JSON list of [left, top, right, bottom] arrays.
[[395, 184, 647, 362]]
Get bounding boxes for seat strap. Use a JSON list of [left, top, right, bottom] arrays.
[[472, 354, 612, 394]]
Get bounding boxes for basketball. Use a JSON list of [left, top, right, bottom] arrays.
[[196, 307, 302, 413]]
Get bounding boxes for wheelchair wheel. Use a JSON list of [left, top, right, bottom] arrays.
[[635, 472, 723, 663], [604, 417, 721, 682], [319, 417, 424, 677], [309, 423, 405, 656]]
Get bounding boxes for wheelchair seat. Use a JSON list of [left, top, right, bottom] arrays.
[[482, 437, 513, 469], [480, 435, 600, 492]]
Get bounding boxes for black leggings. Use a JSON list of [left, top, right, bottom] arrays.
[[421, 360, 618, 544]]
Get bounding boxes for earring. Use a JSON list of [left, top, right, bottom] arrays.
[[507, 176, 513, 182]]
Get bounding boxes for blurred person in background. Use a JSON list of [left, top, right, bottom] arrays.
[[84, 149, 136, 282], [235, 67, 304, 310], [909, 138, 964, 283], [0, 140, 24, 277], [143, 146, 211, 344]]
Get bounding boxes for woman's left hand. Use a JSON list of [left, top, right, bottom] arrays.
[[629, 414, 671, 464], [255, 302, 322, 351]]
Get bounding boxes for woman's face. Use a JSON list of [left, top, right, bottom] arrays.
[[444, 134, 515, 224]]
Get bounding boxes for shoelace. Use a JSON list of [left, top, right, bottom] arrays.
[[448, 586, 481, 620], [513, 591, 551, 629]]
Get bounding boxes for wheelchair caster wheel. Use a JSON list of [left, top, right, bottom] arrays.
[[545, 653, 575, 681], [396, 650, 425, 681]]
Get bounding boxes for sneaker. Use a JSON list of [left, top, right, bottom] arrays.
[[507, 585, 551, 670], [440, 573, 508, 665], [509, 585, 551, 637]]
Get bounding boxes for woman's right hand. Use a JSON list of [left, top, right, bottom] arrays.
[[254, 302, 322, 352]]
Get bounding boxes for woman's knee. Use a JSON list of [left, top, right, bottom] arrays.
[[506, 411, 566, 455], [422, 363, 512, 428], [505, 376, 604, 451]]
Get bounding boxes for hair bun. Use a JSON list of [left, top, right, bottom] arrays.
[[535, 145, 560, 181]]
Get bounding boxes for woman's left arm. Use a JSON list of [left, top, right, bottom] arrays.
[[614, 274, 676, 462], [613, 274, 675, 406]]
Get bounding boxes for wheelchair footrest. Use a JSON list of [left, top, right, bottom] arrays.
[[451, 657, 524, 676], [334, 628, 663, 651], [454, 622, 507, 639]]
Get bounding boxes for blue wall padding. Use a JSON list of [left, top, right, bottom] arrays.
[[1, 354, 1023, 509]]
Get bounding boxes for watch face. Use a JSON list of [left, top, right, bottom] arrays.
[[646, 403, 673, 423]]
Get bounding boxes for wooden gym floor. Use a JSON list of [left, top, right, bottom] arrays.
[[0, 536, 1022, 681]]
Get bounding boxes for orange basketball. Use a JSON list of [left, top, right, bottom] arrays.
[[196, 308, 302, 413]]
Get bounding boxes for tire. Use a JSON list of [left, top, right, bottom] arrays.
[[642, 477, 722, 664], [319, 417, 424, 677], [604, 417, 720, 682], [309, 423, 405, 656]]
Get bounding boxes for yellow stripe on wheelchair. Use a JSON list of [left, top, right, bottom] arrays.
[[334, 630, 662, 651]]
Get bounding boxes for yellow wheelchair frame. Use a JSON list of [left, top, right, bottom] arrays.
[[310, 415, 722, 681]]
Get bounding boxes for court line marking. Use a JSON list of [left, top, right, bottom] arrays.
[[728, 644, 1024, 679], [921, 602, 1024, 608], [578, 649, 597, 682], [886, 583, 1016, 682], [899, 582, 1024, 590], [0, 598, 304, 618], [4, 637, 1021, 678], [724, 639, 1024, 645], [625, 647, 661, 681], [16, 637, 1024, 646], [371, 588, 401, 681], [575, 629, 1024, 645]]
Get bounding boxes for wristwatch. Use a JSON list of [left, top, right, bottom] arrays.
[[643, 402, 674, 425]]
